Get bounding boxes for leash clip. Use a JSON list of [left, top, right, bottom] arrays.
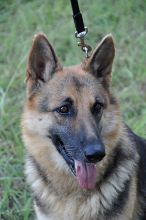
[[75, 27, 92, 58]]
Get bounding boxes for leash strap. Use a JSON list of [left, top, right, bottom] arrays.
[[70, 0, 85, 35], [70, 0, 92, 58]]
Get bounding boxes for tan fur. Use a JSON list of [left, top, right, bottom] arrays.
[[21, 33, 143, 220]]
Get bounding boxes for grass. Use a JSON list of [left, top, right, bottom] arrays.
[[0, 0, 146, 219]]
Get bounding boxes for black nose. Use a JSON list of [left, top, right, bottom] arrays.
[[84, 145, 105, 163]]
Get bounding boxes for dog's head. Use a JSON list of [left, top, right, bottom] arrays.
[[22, 33, 121, 189]]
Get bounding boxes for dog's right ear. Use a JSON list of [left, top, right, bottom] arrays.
[[26, 33, 62, 86], [83, 35, 115, 89]]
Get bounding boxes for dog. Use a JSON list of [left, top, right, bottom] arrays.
[[21, 33, 146, 220]]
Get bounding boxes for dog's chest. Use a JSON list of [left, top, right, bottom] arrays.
[[35, 189, 118, 220], [35, 193, 101, 220]]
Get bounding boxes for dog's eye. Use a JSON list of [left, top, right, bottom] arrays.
[[57, 105, 70, 114], [92, 102, 103, 115]]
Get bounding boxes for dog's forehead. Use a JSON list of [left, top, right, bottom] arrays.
[[57, 74, 96, 91], [50, 68, 101, 94], [42, 68, 106, 107]]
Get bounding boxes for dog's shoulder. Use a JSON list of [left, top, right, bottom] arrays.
[[127, 126, 146, 197], [133, 133, 146, 219], [134, 133, 146, 196]]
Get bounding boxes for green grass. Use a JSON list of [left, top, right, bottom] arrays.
[[0, 0, 146, 219]]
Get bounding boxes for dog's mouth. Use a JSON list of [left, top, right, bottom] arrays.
[[51, 135, 75, 175], [50, 134, 98, 189]]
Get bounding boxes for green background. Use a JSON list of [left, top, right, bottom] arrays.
[[0, 0, 146, 219]]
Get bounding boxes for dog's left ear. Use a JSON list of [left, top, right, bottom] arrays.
[[84, 34, 115, 88], [26, 33, 62, 83]]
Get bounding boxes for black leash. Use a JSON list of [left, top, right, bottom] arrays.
[[70, 0, 92, 58]]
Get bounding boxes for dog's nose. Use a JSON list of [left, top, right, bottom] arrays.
[[84, 145, 105, 163]]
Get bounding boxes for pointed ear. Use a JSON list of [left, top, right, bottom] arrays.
[[84, 34, 115, 88], [26, 33, 62, 83]]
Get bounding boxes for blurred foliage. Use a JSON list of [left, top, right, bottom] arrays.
[[0, 0, 146, 219]]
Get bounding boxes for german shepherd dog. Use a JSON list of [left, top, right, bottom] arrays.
[[21, 33, 146, 220]]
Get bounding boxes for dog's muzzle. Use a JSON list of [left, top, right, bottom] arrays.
[[49, 134, 105, 189]]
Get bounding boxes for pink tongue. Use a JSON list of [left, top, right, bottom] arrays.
[[75, 160, 97, 189]]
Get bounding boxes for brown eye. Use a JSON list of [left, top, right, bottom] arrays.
[[58, 105, 69, 114], [95, 103, 102, 112], [92, 102, 103, 115]]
